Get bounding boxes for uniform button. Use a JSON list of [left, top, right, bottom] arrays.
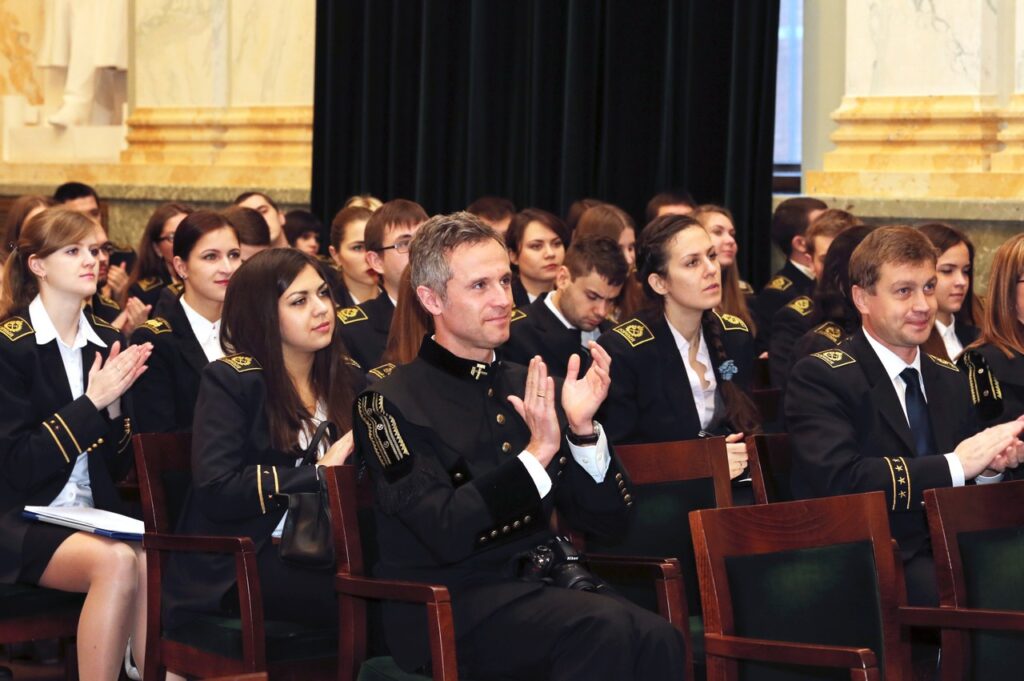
[[618, 480, 625, 489], [487, 388, 494, 397], [615, 473, 623, 481], [524, 515, 532, 523], [979, 368, 985, 374], [479, 536, 487, 544], [620, 488, 628, 496], [627, 501, 634, 507], [490, 530, 498, 538], [97, 437, 104, 444], [502, 525, 510, 533], [559, 457, 567, 465], [501, 442, 511, 453], [496, 414, 506, 425], [513, 521, 521, 529], [623, 494, 632, 502], [454, 472, 464, 481], [983, 390, 990, 397]]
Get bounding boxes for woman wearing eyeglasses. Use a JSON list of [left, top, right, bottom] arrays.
[[961, 233, 1024, 427], [125, 203, 193, 309], [128, 211, 242, 433]]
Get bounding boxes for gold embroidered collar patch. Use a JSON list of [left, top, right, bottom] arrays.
[[219, 354, 262, 372], [0, 317, 34, 342], [137, 276, 162, 292], [510, 308, 527, 322], [98, 294, 120, 310], [337, 306, 369, 324], [369, 362, 396, 379], [926, 353, 959, 372], [141, 317, 172, 334], [787, 296, 813, 317], [766, 275, 793, 292], [813, 322, 843, 344], [612, 318, 654, 348], [715, 311, 749, 332], [811, 349, 856, 368]]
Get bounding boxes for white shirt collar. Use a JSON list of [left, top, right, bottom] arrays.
[[935, 316, 954, 339], [179, 296, 218, 342], [862, 326, 922, 382], [29, 295, 105, 349], [544, 292, 574, 330], [791, 258, 815, 281]]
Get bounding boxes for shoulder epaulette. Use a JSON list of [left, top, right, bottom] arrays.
[[169, 281, 184, 295], [766, 275, 793, 292], [926, 353, 959, 372], [344, 355, 362, 369], [136, 276, 163, 292], [786, 296, 813, 317], [97, 294, 121, 310], [90, 314, 117, 331], [811, 349, 856, 369], [219, 354, 262, 373], [337, 306, 368, 325], [369, 362, 396, 379], [139, 317, 172, 335], [714, 311, 749, 332], [510, 308, 527, 323], [0, 317, 34, 342], [738, 279, 754, 295], [812, 322, 843, 344], [612, 318, 655, 348]]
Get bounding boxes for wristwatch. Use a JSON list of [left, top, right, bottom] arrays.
[[567, 421, 601, 446]]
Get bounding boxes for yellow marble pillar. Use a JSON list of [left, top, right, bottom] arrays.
[[806, 0, 1020, 199]]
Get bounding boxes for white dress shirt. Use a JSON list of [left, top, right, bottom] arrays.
[[179, 297, 224, 363], [29, 295, 108, 508], [666, 318, 717, 430], [862, 329, 999, 485], [934, 317, 964, 361], [272, 403, 328, 538]]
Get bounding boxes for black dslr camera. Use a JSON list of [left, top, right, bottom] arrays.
[[518, 535, 608, 593]]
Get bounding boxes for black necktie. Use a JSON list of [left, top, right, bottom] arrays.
[[900, 367, 936, 457]]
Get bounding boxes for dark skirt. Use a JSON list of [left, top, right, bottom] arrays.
[[17, 522, 77, 585]]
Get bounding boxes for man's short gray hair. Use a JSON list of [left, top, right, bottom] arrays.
[[409, 211, 505, 301]]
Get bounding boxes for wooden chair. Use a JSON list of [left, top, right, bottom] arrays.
[[323, 464, 458, 681], [925, 480, 1024, 680], [562, 437, 734, 678], [690, 491, 981, 681], [745, 433, 792, 504], [134, 433, 336, 681]]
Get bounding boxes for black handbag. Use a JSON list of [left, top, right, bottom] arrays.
[[278, 420, 337, 569]]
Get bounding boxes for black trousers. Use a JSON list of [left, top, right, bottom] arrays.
[[248, 543, 338, 627], [455, 586, 687, 681]]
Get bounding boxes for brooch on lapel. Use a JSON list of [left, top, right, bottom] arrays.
[[718, 359, 738, 381]]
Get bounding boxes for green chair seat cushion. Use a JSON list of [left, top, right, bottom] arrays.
[[357, 656, 482, 681], [0, 583, 84, 620], [164, 612, 336, 662], [690, 614, 704, 663]]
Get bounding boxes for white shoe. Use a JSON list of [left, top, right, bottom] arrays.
[[124, 640, 141, 681]]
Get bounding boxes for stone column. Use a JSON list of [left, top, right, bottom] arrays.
[[121, 0, 314, 180], [806, 0, 1016, 198]]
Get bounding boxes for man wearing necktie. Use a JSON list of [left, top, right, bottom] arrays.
[[502, 236, 626, 377], [785, 226, 1024, 607]]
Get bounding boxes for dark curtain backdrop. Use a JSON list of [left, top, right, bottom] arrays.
[[312, 0, 780, 286]]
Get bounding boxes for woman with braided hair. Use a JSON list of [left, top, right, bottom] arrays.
[[596, 214, 759, 480]]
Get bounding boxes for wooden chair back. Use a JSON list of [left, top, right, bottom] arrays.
[[690, 492, 910, 681], [925, 480, 1024, 679], [745, 433, 792, 504]]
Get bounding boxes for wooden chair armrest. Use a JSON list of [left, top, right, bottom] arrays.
[[335, 574, 452, 605], [704, 633, 878, 670], [900, 605, 1024, 632], [143, 532, 255, 554], [584, 553, 682, 581]]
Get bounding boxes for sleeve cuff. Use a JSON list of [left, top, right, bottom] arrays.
[[518, 451, 553, 497], [944, 452, 966, 487], [565, 425, 610, 483], [975, 470, 1004, 485]]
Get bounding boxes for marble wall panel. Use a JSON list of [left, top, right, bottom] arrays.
[[0, 0, 43, 104], [229, 0, 315, 106], [846, 0, 999, 97], [134, 0, 229, 108]]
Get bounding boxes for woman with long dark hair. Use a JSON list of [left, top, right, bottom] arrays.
[[505, 208, 568, 308], [961, 233, 1024, 426], [125, 203, 193, 307], [165, 248, 363, 629], [919, 222, 981, 362], [328, 205, 380, 307], [128, 211, 241, 432], [0, 207, 152, 680], [597, 214, 758, 479]]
